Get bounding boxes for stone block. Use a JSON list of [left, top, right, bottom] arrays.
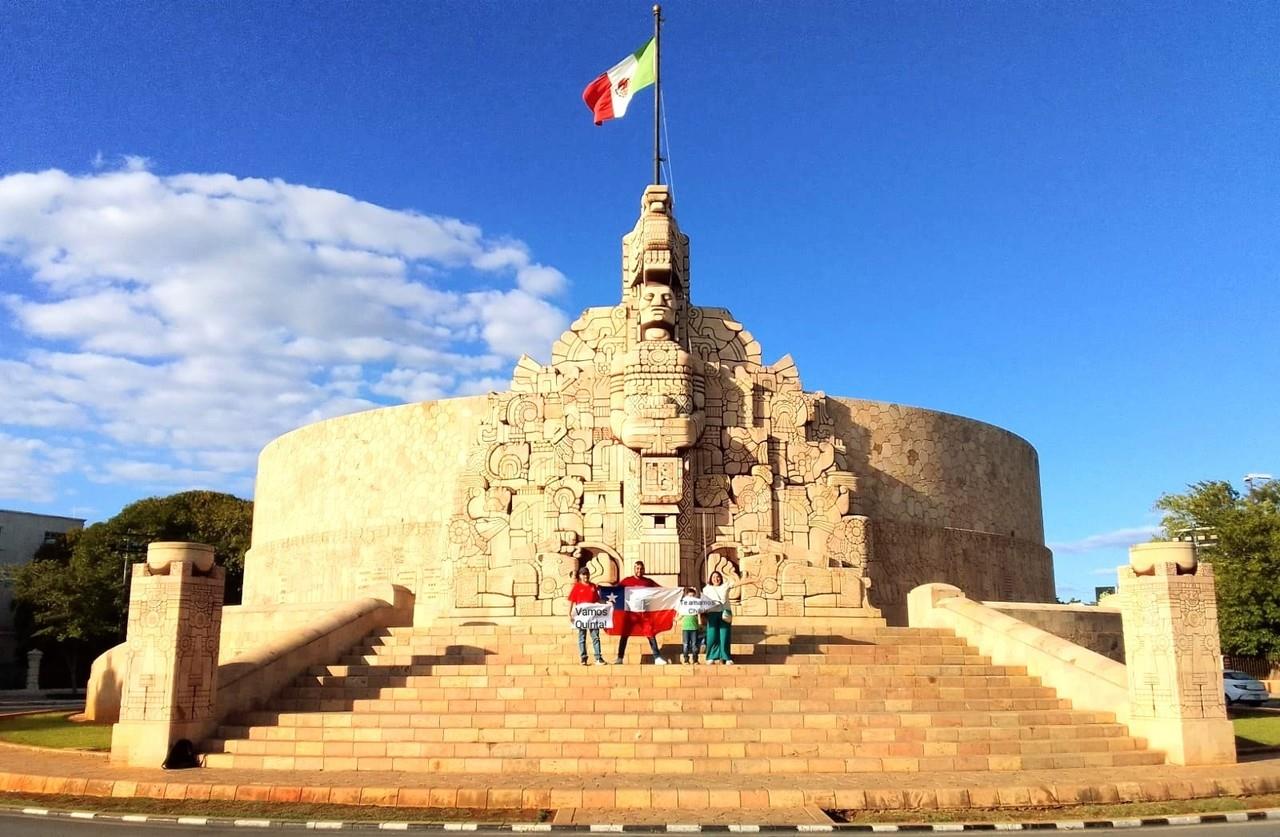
[[1118, 548, 1236, 766], [111, 543, 224, 768]]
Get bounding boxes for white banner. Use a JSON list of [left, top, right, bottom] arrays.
[[571, 602, 614, 631], [678, 596, 720, 616]]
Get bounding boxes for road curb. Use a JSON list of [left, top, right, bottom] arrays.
[[5, 804, 1280, 831]]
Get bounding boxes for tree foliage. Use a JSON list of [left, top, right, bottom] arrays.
[[11, 528, 120, 690], [97, 490, 253, 605], [12, 491, 253, 687], [1157, 479, 1280, 658]]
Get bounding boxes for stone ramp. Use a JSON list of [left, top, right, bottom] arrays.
[[198, 620, 1163, 774]]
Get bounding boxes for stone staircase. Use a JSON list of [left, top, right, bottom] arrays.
[[199, 620, 1163, 774]]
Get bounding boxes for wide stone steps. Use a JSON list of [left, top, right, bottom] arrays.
[[201, 734, 1146, 762], [302, 665, 1029, 685], [371, 624, 953, 639], [289, 676, 1047, 695], [204, 742, 1146, 767], [224, 706, 1118, 733], [265, 698, 1071, 716], [198, 747, 1164, 774], [199, 622, 1165, 774], [215, 717, 1131, 744], [348, 631, 974, 646], [352, 626, 977, 661], [338, 652, 985, 667], [354, 640, 976, 655], [339, 640, 980, 653]]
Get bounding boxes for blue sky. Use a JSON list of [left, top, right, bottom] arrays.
[[1, 1, 1276, 601]]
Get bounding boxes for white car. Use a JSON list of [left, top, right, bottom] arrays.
[[1223, 670, 1271, 706]]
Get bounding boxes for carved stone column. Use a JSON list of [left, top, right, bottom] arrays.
[[1117, 541, 1235, 765], [111, 542, 223, 767]]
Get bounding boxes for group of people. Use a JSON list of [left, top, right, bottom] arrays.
[[567, 560, 736, 666]]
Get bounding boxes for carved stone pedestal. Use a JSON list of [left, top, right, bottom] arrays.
[[1117, 541, 1235, 765], [24, 649, 42, 692], [111, 542, 224, 767]]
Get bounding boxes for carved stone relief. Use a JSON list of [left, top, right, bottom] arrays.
[[434, 185, 881, 617]]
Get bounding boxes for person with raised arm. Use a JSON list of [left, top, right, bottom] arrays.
[[702, 569, 736, 665]]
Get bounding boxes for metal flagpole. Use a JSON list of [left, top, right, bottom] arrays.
[[653, 4, 663, 185]]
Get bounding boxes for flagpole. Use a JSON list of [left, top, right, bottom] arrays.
[[653, 4, 663, 185]]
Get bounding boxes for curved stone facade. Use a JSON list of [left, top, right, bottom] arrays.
[[830, 398, 1052, 622], [833, 399, 1044, 541], [244, 186, 1054, 624], [244, 397, 487, 610], [245, 391, 1052, 624]]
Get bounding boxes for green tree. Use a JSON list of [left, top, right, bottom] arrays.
[[12, 529, 119, 693], [101, 490, 253, 605], [1156, 479, 1280, 658], [12, 491, 253, 689]]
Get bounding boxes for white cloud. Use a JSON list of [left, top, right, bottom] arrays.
[[1049, 525, 1161, 555], [471, 289, 569, 358], [121, 155, 152, 172], [88, 458, 226, 487], [516, 264, 568, 296], [0, 163, 572, 505], [457, 376, 510, 396], [0, 432, 76, 503], [369, 368, 455, 402]]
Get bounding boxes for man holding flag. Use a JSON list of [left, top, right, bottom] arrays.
[[602, 561, 678, 665]]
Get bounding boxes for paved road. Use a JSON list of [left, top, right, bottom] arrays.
[[1, 811, 1278, 836]]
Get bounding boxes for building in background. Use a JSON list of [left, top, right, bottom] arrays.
[[0, 509, 85, 683]]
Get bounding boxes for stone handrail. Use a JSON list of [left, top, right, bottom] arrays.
[[84, 643, 127, 722], [84, 585, 414, 727], [215, 585, 414, 726], [907, 583, 1130, 723]]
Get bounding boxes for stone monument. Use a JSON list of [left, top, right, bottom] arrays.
[[111, 542, 223, 767], [241, 185, 1054, 627], [1118, 541, 1236, 765]]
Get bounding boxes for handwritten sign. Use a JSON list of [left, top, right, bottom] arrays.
[[678, 596, 719, 616], [571, 603, 613, 631]]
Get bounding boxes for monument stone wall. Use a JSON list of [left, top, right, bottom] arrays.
[[243, 397, 486, 616]]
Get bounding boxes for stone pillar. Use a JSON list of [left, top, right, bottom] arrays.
[[111, 542, 223, 767], [1117, 541, 1235, 765], [24, 649, 42, 692]]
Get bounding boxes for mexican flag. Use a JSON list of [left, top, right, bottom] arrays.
[[581, 38, 656, 126]]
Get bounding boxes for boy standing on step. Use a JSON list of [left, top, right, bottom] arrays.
[[679, 587, 703, 664], [568, 567, 609, 665]]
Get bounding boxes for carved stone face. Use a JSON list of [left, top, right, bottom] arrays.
[[639, 284, 675, 338]]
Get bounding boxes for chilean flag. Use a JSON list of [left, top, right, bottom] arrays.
[[599, 585, 683, 637]]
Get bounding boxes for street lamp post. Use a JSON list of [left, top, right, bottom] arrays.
[[117, 531, 145, 636]]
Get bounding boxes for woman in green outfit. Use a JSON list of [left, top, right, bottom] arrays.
[[701, 570, 735, 665]]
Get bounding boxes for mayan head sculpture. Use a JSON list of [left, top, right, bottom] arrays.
[[638, 282, 676, 341], [610, 217, 704, 455]]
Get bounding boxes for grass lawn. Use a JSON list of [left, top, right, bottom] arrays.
[[0, 712, 111, 751], [1233, 709, 1280, 747]]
